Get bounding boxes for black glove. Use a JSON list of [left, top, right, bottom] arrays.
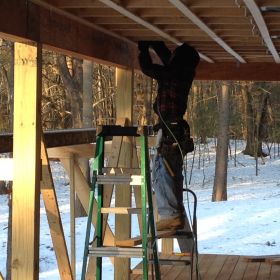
[[138, 41, 151, 51]]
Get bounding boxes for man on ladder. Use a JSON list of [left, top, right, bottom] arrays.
[[138, 41, 200, 231]]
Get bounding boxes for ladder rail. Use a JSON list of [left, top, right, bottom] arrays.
[[81, 173, 97, 280], [142, 133, 161, 279], [81, 126, 161, 280], [95, 136, 105, 279]]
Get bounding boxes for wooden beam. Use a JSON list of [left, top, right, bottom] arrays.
[[41, 140, 73, 280], [243, 0, 280, 63], [12, 42, 41, 280], [61, 159, 115, 242], [0, 129, 97, 153], [196, 62, 280, 81], [114, 70, 134, 280], [168, 0, 246, 63], [69, 156, 76, 279], [98, 0, 213, 63], [0, 0, 138, 69], [47, 144, 96, 159]]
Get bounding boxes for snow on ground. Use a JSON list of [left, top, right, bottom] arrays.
[[0, 139, 280, 279]]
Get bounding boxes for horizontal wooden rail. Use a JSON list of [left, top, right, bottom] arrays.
[[0, 128, 97, 153]]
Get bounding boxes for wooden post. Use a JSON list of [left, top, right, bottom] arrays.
[[41, 141, 73, 280], [114, 68, 134, 280], [12, 42, 42, 280], [69, 156, 76, 279]]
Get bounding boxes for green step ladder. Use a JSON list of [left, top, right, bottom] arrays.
[[81, 125, 161, 280]]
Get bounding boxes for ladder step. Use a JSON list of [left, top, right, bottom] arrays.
[[96, 175, 142, 185], [116, 230, 185, 247], [102, 167, 141, 175], [101, 207, 143, 214], [88, 246, 145, 258]]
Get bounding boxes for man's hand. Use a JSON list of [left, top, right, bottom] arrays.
[[138, 41, 151, 51]]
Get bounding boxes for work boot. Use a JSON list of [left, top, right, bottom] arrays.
[[156, 215, 185, 231]]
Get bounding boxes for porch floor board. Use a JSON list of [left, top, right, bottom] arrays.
[[131, 254, 280, 279]]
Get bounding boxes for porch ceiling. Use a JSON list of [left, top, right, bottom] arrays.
[[40, 0, 280, 64], [1, 0, 280, 80]]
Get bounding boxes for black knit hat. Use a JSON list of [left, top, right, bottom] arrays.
[[170, 43, 200, 69]]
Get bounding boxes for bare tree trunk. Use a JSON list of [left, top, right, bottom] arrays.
[[57, 55, 83, 128], [212, 82, 230, 201], [242, 82, 269, 157], [83, 60, 93, 128], [75, 59, 94, 217], [57, 55, 85, 218]]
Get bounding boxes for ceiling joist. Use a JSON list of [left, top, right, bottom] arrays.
[[98, 0, 214, 63], [243, 0, 280, 63], [168, 0, 246, 64], [1, 0, 280, 80]]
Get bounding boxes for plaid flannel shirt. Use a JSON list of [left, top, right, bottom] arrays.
[[154, 79, 191, 122]]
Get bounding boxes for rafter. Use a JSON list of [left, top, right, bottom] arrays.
[[98, 0, 214, 63], [243, 0, 280, 63], [168, 0, 246, 63]]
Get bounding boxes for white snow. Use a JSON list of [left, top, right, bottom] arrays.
[[0, 139, 280, 279]]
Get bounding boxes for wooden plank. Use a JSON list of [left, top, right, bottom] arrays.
[[243, 0, 280, 63], [270, 263, 280, 280], [162, 238, 174, 255], [203, 254, 228, 279], [198, 254, 218, 279], [267, 258, 280, 265], [47, 144, 95, 159], [11, 42, 41, 280], [216, 255, 239, 280], [41, 141, 73, 280], [0, 129, 96, 154], [196, 62, 280, 81], [114, 68, 134, 280], [60, 159, 116, 237], [190, 254, 207, 279], [132, 254, 174, 279], [256, 262, 271, 280], [169, 0, 245, 63], [243, 261, 261, 279], [69, 156, 76, 279], [161, 255, 190, 280], [0, 0, 138, 69], [230, 256, 248, 280], [116, 230, 178, 247]]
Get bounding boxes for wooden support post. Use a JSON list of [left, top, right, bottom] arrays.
[[41, 141, 73, 280], [11, 42, 42, 280], [69, 156, 76, 279], [114, 68, 134, 280]]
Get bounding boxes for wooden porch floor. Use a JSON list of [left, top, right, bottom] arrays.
[[131, 254, 280, 280]]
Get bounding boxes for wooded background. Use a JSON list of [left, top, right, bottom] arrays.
[[1, 39, 280, 156], [1, 37, 280, 280]]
